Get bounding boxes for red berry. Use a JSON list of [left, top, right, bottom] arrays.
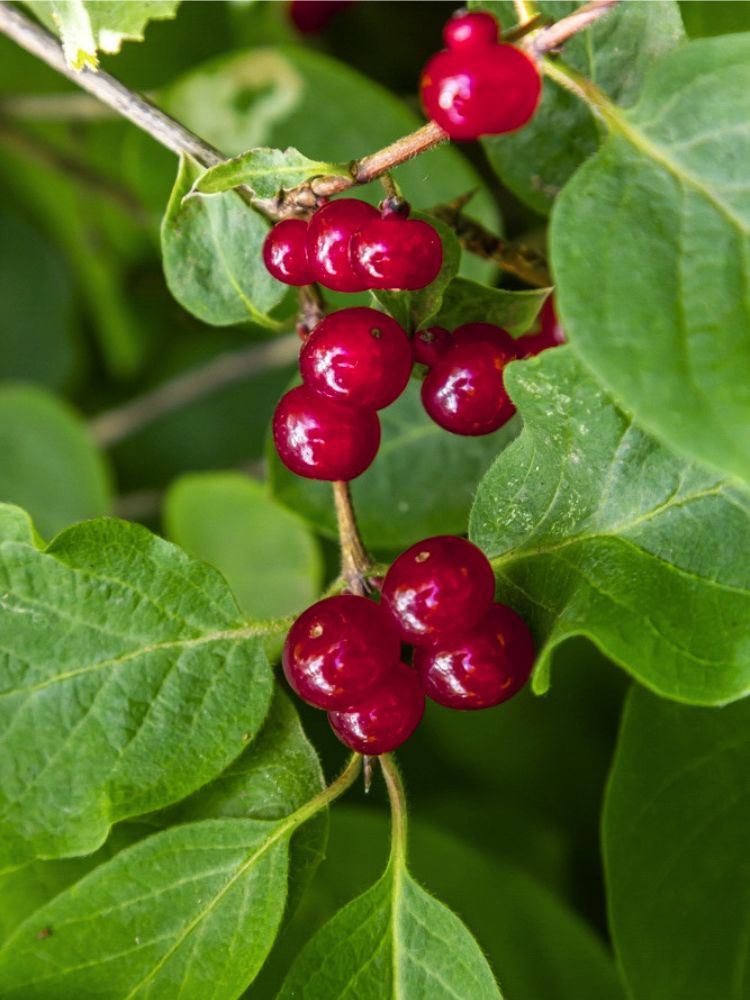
[[443, 11, 499, 50], [328, 662, 425, 754], [300, 307, 412, 410], [307, 198, 379, 292], [420, 43, 541, 140], [421, 340, 516, 436], [517, 297, 566, 357], [273, 385, 380, 481], [414, 602, 534, 709], [412, 326, 454, 367], [262, 218, 313, 286], [381, 535, 495, 646], [452, 322, 520, 355], [289, 0, 352, 34], [283, 595, 400, 710], [351, 215, 443, 290]]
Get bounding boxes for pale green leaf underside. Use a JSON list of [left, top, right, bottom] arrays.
[[0, 505, 276, 867], [278, 860, 502, 999], [23, 0, 180, 69], [192, 145, 348, 199], [0, 818, 289, 999], [552, 34, 750, 488], [604, 687, 750, 1000], [161, 155, 288, 328], [469, 348, 750, 706]]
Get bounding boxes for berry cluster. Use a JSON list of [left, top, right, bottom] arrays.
[[263, 198, 443, 293], [283, 535, 534, 754], [411, 303, 564, 437], [420, 11, 542, 141]]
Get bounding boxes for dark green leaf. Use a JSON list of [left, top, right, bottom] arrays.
[[22, 0, 180, 69], [0, 385, 112, 538], [192, 146, 348, 199], [161, 154, 289, 328], [433, 277, 550, 333], [604, 686, 750, 1000], [469, 347, 750, 705], [271, 379, 518, 553], [0, 818, 290, 999], [164, 471, 322, 619], [374, 213, 461, 333], [474, 1, 684, 214], [0, 506, 276, 867], [551, 35, 750, 486], [277, 855, 503, 999]]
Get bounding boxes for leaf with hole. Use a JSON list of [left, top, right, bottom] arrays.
[[551, 34, 750, 487], [469, 347, 750, 706], [0, 505, 276, 867]]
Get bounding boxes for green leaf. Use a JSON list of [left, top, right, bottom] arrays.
[[373, 213, 461, 333], [0, 506, 276, 867], [551, 34, 750, 487], [433, 277, 551, 334], [161, 154, 289, 328], [469, 347, 750, 706], [473, 1, 685, 214], [277, 855, 503, 1000], [604, 686, 750, 1000], [164, 472, 322, 620], [0, 689, 325, 944], [0, 818, 290, 999], [679, 0, 750, 38], [22, 0, 180, 69], [192, 146, 349, 199], [0, 385, 111, 539], [0, 210, 77, 390], [271, 379, 518, 552]]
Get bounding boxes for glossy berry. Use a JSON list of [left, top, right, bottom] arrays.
[[300, 307, 412, 410], [289, 0, 352, 34], [351, 214, 443, 290], [273, 385, 380, 481], [517, 297, 566, 357], [420, 43, 541, 141], [262, 218, 313, 286], [421, 339, 516, 436], [412, 326, 453, 368], [307, 198, 379, 292], [328, 661, 425, 754], [283, 595, 400, 710], [452, 322, 520, 356], [414, 602, 534, 709], [443, 11, 499, 50], [381, 535, 495, 646]]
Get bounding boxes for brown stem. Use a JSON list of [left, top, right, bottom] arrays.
[[297, 284, 326, 339], [502, 13, 548, 44], [429, 202, 551, 288], [332, 481, 372, 595], [528, 0, 619, 57]]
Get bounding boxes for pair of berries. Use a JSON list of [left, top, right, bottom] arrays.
[[420, 11, 542, 141], [283, 535, 534, 755], [263, 198, 443, 293], [273, 306, 412, 480], [412, 301, 565, 436]]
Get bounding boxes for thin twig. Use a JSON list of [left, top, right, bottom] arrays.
[[0, 1, 224, 168], [90, 336, 299, 447], [331, 481, 372, 595], [527, 0, 619, 57], [430, 202, 551, 288], [0, 116, 148, 222]]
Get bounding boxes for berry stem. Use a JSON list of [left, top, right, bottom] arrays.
[[430, 201, 551, 288], [381, 754, 408, 866], [297, 283, 326, 338], [527, 0, 620, 58], [332, 480, 372, 595]]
